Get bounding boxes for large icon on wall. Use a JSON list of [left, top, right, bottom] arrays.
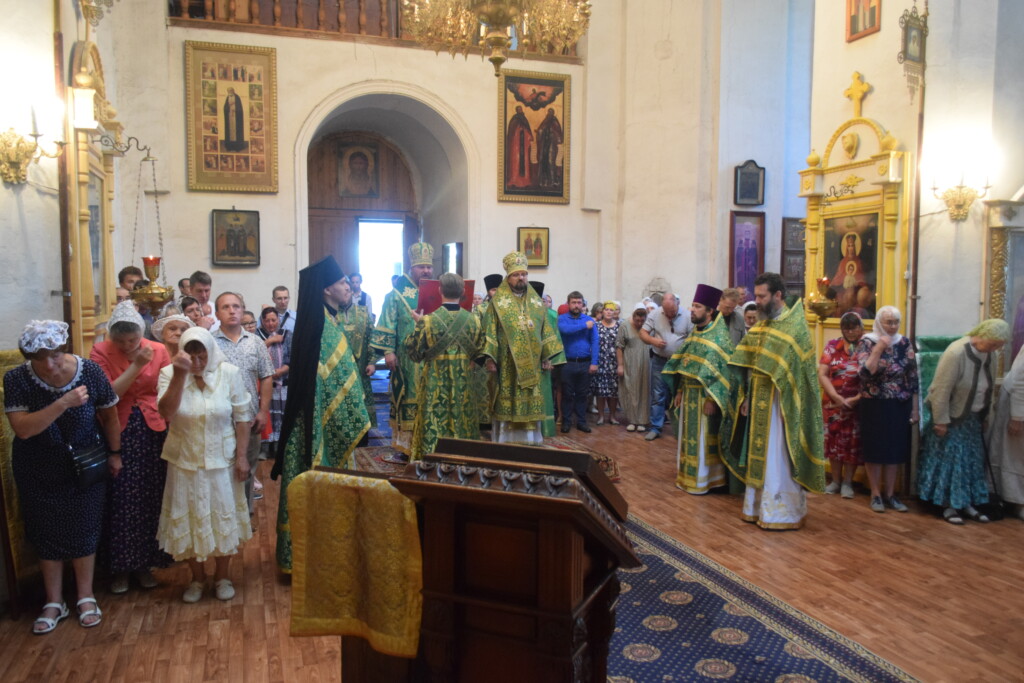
[[729, 211, 765, 298], [823, 212, 878, 319], [498, 70, 570, 204], [185, 41, 278, 193], [337, 142, 379, 198]]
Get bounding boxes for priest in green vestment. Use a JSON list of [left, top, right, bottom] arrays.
[[272, 257, 371, 572], [530, 280, 564, 437], [481, 252, 564, 445], [721, 273, 825, 530], [469, 273, 504, 428], [405, 272, 484, 458], [663, 284, 737, 495], [338, 283, 379, 429], [370, 241, 434, 457]]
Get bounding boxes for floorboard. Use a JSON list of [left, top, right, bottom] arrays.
[[0, 423, 1020, 682]]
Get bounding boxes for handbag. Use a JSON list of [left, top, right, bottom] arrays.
[[68, 441, 109, 489]]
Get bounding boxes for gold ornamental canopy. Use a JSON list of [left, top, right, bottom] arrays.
[[401, 0, 591, 76]]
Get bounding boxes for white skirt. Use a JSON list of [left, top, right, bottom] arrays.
[[741, 392, 807, 529], [492, 420, 544, 445], [157, 462, 253, 562]]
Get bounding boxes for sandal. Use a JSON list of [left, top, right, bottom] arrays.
[[76, 597, 102, 628], [626, 424, 636, 432], [942, 508, 965, 525], [964, 506, 990, 523], [636, 425, 647, 433], [609, 419, 621, 425], [33, 601, 69, 635]]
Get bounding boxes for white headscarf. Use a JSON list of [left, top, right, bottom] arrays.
[[178, 326, 228, 380], [864, 305, 903, 345], [19, 320, 69, 353]]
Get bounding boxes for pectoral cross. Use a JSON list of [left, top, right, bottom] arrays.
[[844, 71, 871, 118]]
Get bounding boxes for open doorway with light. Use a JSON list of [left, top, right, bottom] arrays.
[[357, 218, 405, 310]]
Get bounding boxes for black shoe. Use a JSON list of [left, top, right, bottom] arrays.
[[577, 424, 592, 433], [561, 424, 571, 433]]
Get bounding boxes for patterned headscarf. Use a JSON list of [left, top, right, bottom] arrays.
[[151, 314, 194, 341], [19, 320, 69, 353], [966, 318, 1011, 341], [107, 300, 146, 335]]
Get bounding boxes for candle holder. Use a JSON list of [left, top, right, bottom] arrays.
[[806, 277, 837, 322], [131, 256, 174, 316]]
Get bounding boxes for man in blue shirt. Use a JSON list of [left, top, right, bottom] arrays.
[[557, 291, 599, 433]]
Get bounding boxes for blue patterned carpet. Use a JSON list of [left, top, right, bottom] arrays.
[[609, 517, 917, 682]]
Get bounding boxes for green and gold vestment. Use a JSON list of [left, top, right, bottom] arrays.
[[481, 282, 563, 426], [721, 300, 825, 493], [370, 274, 421, 450], [276, 307, 371, 572], [338, 303, 378, 428], [662, 314, 738, 493], [405, 306, 484, 458]]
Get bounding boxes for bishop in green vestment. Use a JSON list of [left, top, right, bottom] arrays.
[[663, 284, 737, 495], [721, 273, 825, 530], [370, 241, 434, 455], [272, 258, 371, 572], [405, 273, 484, 458], [481, 252, 563, 445]]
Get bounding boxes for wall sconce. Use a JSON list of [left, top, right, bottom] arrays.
[[71, 71, 99, 132], [0, 128, 66, 185], [932, 180, 990, 222]]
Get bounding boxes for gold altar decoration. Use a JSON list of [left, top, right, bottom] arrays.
[[400, 0, 591, 76], [799, 72, 909, 354], [131, 256, 175, 316], [933, 181, 990, 222]]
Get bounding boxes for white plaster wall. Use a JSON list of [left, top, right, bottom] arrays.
[[0, 4, 69, 349], [718, 0, 812, 285]]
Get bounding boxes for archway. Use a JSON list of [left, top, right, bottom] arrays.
[[293, 86, 476, 279]]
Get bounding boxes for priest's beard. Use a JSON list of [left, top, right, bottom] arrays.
[[510, 281, 528, 295]]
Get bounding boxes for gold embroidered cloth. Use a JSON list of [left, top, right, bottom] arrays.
[[288, 470, 422, 657]]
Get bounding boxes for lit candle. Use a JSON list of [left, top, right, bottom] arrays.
[[142, 255, 161, 267], [30, 107, 38, 136]]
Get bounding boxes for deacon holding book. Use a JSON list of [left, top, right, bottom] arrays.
[[662, 284, 736, 495], [371, 241, 434, 458], [272, 256, 371, 572], [405, 273, 484, 458], [481, 252, 564, 444]]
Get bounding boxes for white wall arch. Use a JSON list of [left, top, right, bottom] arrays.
[[291, 81, 481, 275]]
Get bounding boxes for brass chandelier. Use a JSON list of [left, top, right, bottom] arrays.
[[400, 0, 592, 76]]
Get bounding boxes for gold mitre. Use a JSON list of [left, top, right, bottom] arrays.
[[502, 251, 529, 275], [408, 241, 434, 267]]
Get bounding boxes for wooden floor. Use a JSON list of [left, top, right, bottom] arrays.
[[1, 428, 1022, 682]]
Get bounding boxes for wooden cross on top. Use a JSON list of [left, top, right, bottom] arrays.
[[844, 71, 871, 118]]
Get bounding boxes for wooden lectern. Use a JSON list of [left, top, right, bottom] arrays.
[[340, 439, 639, 683]]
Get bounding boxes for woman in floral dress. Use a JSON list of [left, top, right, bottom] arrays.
[[817, 312, 864, 499], [593, 302, 621, 425]]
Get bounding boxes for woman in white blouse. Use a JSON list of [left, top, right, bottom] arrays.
[[156, 327, 252, 603]]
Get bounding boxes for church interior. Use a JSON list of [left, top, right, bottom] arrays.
[[1, 1, 1023, 680]]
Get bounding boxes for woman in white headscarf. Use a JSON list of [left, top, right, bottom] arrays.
[[90, 301, 173, 594], [4, 320, 121, 633], [156, 327, 253, 604], [854, 305, 919, 514], [151, 312, 194, 359]]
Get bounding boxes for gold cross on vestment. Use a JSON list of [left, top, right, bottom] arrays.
[[844, 71, 871, 118]]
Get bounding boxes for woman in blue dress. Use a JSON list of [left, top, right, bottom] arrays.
[[918, 319, 1010, 524], [3, 320, 122, 634]]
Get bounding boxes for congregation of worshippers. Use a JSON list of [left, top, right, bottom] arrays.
[[6, 239, 1023, 631]]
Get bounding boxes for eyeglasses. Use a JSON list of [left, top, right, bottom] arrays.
[[242, 321, 257, 329]]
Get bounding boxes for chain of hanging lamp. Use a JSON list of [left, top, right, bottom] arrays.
[[400, 0, 592, 76]]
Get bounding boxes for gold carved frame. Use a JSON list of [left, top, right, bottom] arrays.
[[799, 77, 909, 352], [984, 199, 1024, 375]]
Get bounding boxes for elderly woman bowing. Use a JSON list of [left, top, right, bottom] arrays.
[[918, 319, 1010, 524], [90, 301, 172, 594], [156, 327, 253, 603], [3, 321, 121, 633]]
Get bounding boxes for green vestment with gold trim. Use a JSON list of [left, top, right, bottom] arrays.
[[481, 282, 563, 426], [405, 306, 484, 458], [370, 274, 421, 451], [469, 302, 493, 426], [721, 300, 825, 493], [662, 314, 737, 493], [339, 303, 378, 428], [540, 306, 565, 436], [275, 307, 371, 572]]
